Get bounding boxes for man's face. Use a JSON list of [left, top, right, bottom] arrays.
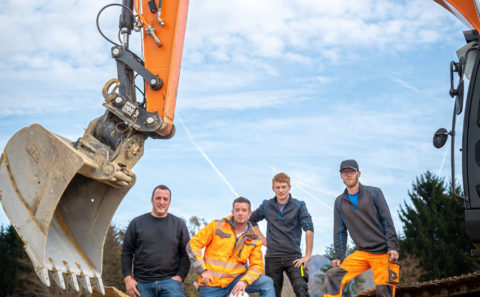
[[341, 168, 360, 188], [232, 202, 252, 225], [151, 188, 171, 218], [272, 182, 291, 200]]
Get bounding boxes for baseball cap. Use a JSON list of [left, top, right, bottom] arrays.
[[339, 159, 359, 172]]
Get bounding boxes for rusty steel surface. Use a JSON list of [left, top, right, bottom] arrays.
[[354, 271, 480, 297]]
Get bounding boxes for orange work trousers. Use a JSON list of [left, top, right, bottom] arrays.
[[323, 251, 399, 297]]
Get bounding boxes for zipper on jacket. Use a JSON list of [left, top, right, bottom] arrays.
[[278, 197, 289, 219]]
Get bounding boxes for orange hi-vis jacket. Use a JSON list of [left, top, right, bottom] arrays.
[[186, 216, 264, 288]]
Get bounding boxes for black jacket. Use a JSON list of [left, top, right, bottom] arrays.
[[334, 184, 398, 261]]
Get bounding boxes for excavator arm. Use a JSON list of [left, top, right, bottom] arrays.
[[0, 0, 189, 294]]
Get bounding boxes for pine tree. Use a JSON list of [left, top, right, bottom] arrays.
[[0, 225, 23, 297], [102, 224, 126, 291], [398, 171, 478, 281]]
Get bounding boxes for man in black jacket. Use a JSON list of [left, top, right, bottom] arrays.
[[121, 185, 190, 297], [250, 172, 314, 297], [324, 160, 399, 297]]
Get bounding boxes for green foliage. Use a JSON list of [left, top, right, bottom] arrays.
[[102, 224, 126, 291], [187, 216, 208, 237], [0, 225, 23, 296], [0, 225, 88, 297], [398, 171, 479, 281]]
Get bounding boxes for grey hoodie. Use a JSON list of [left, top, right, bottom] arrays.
[[250, 195, 314, 257], [334, 184, 398, 261]]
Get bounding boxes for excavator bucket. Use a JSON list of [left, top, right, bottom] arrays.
[[0, 124, 137, 294]]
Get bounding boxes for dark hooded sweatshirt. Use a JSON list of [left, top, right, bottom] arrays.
[[334, 184, 398, 261], [250, 194, 314, 257]]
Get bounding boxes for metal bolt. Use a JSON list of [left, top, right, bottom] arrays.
[[150, 78, 158, 86], [145, 117, 156, 126], [113, 96, 124, 106], [112, 47, 121, 57]]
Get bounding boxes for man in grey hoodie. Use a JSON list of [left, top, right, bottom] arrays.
[[323, 160, 399, 297], [250, 172, 314, 297]]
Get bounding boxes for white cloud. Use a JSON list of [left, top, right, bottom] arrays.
[[0, 0, 470, 257], [179, 89, 313, 110]]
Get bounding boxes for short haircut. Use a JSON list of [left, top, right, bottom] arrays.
[[232, 196, 251, 210], [272, 172, 291, 187], [151, 185, 172, 199]]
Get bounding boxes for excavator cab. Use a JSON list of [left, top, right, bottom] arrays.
[[433, 0, 480, 252], [0, 0, 189, 293]]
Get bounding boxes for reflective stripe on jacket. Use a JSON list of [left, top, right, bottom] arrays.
[[187, 216, 264, 288]]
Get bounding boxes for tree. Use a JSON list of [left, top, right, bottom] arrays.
[[102, 224, 126, 291], [397, 252, 425, 285], [187, 216, 208, 238], [0, 224, 88, 297], [398, 171, 479, 281], [0, 225, 23, 297], [184, 216, 207, 297]]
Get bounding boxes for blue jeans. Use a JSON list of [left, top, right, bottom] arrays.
[[137, 278, 185, 297], [199, 275, 275, 297]]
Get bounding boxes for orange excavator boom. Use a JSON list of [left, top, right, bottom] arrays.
[[0, 0, 189, 293]]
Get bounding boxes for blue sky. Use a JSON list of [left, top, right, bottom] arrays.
[[0, 0, 468, 255]]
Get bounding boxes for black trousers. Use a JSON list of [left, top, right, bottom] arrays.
[[265, 256, 309, 297]]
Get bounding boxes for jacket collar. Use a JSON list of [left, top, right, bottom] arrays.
[[224, 215, 256, 236], [341, 183, 364, 199], [273, 193, 292, 204]]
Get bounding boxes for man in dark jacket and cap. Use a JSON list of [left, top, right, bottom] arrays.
[[324, 160, 399, 297]]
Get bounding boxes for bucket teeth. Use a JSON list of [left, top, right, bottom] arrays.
[[66, 273, 80, 292], [51, 270, 66, 290], [0, 124, 133, 294], [35, 267, 50, 287], [80, 274, 93, 294], [92, 273, 105, 295]]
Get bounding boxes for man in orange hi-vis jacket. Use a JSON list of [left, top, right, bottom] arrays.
[[324, 159, 400, 297], [187, 197, 275, 297]]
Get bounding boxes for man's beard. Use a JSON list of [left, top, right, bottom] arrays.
[[345, 176, 359, 188]]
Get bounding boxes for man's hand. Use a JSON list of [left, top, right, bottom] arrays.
[[293, 255, 311, 268], [259, 236, 268, 247], [253, 226, 268, 247], [171, 275, 183, 282], [331, 260, 341, 267], [231, 280, 247, 296], [200, 271, 213, 285], [124, 275, 140, 297], [388, 250, 399, 263]]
